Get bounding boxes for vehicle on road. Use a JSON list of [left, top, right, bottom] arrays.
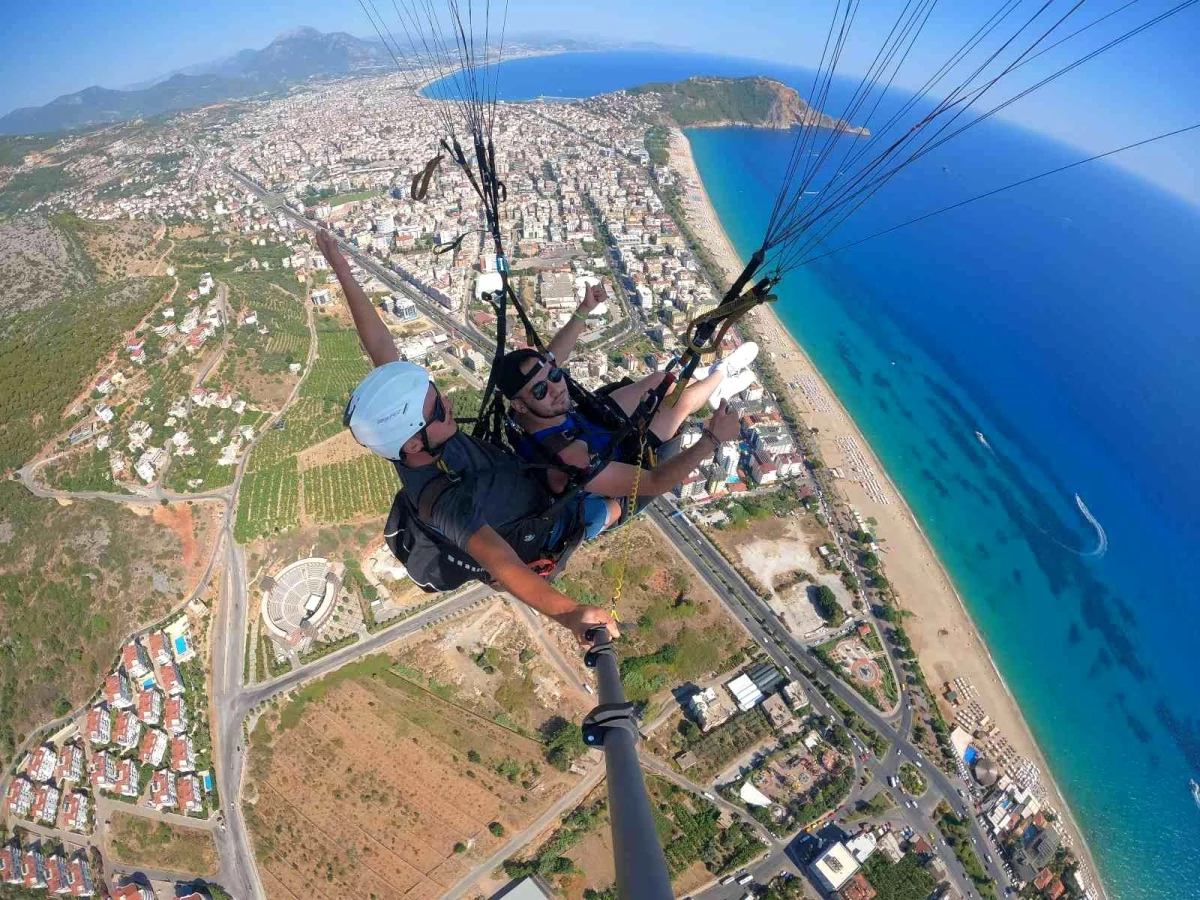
[[736, 873, 755, 885], [720, 875, 735, 886], [914, 759, 924, 768], [703, 792, 716, 801]]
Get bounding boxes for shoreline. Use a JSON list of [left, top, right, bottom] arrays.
[[666, 126, 1108, 900]]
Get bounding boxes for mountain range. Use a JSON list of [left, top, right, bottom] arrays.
[[0, 28, 612, 136]]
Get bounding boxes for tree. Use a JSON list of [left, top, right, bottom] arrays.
[[813, 585, 845, 627], [544, 718, 587, 771], [488, 821, 506, 837], [679, 719, 700, 742], [453, 842, 467, 854], [467, 749, 481, 763]]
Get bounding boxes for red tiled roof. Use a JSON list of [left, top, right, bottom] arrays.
[[1047, 878, 1065, 900], [1034, 868, 1054, 890]]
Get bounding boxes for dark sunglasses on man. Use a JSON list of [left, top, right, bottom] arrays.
[[527, 361, 565, 401], [415, 387, 447, 454]]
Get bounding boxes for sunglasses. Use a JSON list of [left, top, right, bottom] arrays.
[[529, 364, 565, 401], [426, 388, 447, 425], [415, 388, 447, 455]]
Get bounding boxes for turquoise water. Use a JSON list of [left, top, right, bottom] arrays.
[[429, 50, 1200, 898]]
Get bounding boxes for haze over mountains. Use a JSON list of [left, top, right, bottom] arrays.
[[0, 27, 608, 135]]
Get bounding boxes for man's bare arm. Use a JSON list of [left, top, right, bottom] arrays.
[[553, 400, 738, 498], [315, 230, 398, 367], [547, 282, 604, 364], [466, 525, 619, 645]]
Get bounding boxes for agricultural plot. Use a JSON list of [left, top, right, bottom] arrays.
[[244, 662, 577, 900], [235, 457, 300, 542], [234, 317, 372, 541], [219, 277, 310, 408], [247, 398, 344, 469], [301, 453, 396, 523], [300, 325, 371, 405]]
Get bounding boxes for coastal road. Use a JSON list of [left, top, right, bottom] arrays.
[[648, 501, 1012, 894]]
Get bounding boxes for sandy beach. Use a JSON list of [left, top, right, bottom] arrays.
[[666, 126, 1107, 897]]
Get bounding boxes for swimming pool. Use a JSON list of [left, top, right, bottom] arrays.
[[174, 635, 189, 656], [202, 773, 213, 791]]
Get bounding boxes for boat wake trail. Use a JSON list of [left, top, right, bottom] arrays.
[[1075, 494, 1108, 558], [975, 429, 1107, 558]]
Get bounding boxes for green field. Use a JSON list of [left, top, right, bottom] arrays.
[[245, 399, 344, 469], [301, 454, 395, 523], [300, 324, 371, 405], [234, 457, 300, 542], [40, 446, 122, 493], [233, 318, 372, 540]]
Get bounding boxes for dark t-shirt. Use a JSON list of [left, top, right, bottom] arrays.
[[393, 432, 550, 550]]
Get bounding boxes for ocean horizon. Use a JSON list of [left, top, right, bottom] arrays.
[[428, 49, 1200, 899]]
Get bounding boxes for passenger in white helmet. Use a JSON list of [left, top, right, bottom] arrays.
[[318, 231, 619, 646]]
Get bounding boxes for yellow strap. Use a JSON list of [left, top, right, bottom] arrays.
[[665, 289, 776, 408], [609, 426, 647, 618]]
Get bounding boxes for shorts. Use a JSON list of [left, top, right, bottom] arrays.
[[547, 494, 611, 548]]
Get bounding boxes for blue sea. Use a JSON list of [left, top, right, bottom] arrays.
[[429, 50, 1200, 898]]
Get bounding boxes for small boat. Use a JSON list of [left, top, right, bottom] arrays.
[[975, 430, 992, 452], [1191, 779, 1200, 807]]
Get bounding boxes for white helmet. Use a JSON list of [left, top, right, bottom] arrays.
[[343, 361, 431, 460]]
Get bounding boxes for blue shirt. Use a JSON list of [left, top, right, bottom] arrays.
[[511, 410, 615, 472]]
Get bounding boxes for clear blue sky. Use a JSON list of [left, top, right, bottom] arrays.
[[2, 0, 1196, 202]]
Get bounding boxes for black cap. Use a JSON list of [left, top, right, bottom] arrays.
[[495, 348, 545, 400]]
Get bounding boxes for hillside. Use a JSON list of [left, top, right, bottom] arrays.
[[0, 28, 613, 136], [0, 28, 390, 135], [630, 76, 869, 135]]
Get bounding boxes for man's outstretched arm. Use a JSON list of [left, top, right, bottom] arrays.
[[546, 282, 604, 365], [315, 230, 398, 367], [466, 525, 619, 646]]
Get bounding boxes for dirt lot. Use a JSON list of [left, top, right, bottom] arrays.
[[551, 519, 750, 708], [392, 597, 592, 733], [296, 430, 370, 472], [245, 658, 580, 900], [107, 811, 218, 877], [151, 500, 220, 585], [707, 516, 854, 636]]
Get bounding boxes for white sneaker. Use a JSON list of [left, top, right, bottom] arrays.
[[721, 341, 759, 376], [693, 341, 759, 380], [708, 369, 757, 409]]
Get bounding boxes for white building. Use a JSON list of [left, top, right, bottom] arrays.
[[811, 841, 860, 892], [725, 673, 764, 712]]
